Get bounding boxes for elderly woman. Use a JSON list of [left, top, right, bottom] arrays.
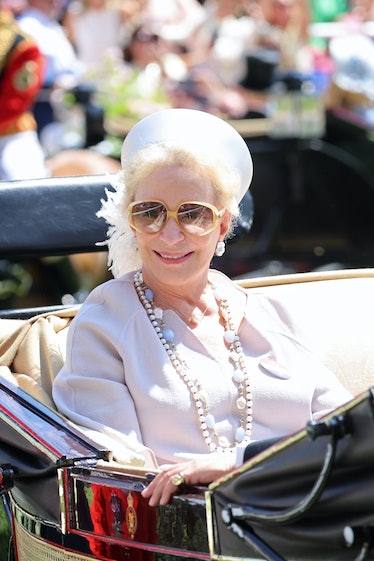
[[52, 108, 351, 506]]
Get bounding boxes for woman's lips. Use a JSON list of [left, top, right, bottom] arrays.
[[155, 251, 193, 263]]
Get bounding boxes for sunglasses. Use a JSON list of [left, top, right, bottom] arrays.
[[128, 200, 225, 236], [134, 31, 159, 43]]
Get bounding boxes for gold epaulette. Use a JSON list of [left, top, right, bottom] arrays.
[[0, 10, 34, 76], [0, 112, 37, 136]]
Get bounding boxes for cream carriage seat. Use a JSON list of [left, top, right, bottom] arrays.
[[238, 268, 374, 398], [0, 305, 79, 408], [1, 268, 374, 407]]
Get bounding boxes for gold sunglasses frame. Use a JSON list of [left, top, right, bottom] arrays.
[[128, 200, 225, 236]]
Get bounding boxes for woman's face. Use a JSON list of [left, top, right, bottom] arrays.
[[131, 164, 231, 289]]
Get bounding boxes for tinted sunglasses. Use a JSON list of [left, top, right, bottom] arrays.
[[128, 200, 225, 236], [134, 31, 159, 43]]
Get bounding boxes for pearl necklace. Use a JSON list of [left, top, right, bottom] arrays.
[[134, 270, 253, 452]]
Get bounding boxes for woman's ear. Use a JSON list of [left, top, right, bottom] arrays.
[[220, 210, 232, 238]]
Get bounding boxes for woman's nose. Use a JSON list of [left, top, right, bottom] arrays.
[[159, 216, 185, 244]]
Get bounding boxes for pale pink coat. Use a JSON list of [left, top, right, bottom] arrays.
[[52, 270, 352, 468]]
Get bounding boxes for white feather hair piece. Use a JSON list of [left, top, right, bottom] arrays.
[[96, 172, 141, 278]]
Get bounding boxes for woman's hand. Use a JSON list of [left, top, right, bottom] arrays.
[[141, 454, 236, 506]]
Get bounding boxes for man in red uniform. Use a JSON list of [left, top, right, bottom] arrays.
[[0, 4, 47, 179]]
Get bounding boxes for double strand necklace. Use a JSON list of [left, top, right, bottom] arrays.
[[134, 270, 253, 452]]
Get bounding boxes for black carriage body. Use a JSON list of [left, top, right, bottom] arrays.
[[206, 389, 374, 561], [0, 379, 210, 561], [3, 376, 374, 561], [10, 467, 209, 561]]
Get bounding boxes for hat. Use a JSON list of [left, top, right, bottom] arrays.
[[120, 108, 253, 204], [329, 34, 374, 101]]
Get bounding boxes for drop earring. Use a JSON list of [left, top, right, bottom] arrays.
[[215, 240, 225, 257]]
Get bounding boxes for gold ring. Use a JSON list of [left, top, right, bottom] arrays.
[[171, 473, 185, 487]]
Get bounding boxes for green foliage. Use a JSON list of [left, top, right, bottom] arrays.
[[0, 261, 32, 307], [0, 500, 11, 560], [86, 53, 170, 123]]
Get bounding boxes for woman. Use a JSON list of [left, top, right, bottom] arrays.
[[52, 108, 352, 506], [62, 0, 125, 70]]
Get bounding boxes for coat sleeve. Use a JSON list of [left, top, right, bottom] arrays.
[[0, 35, 45, 126], [52, 299, 158, 469]]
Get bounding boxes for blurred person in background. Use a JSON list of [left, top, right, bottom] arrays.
[[0, 0, 47, 179], [123, 23, 175, 69], [253, 0, 310, 70], [121, 19, 250, 119], [197, 0, 268, 116], [330, 0, 374, 120], [205, 0, 326, 110], [333, 0, 374, 26], [62, 0, 127, 71], [17, 0, 84, 135], [160, 0, 259, 117], [203, 0, 257, 87], [132, 0, 252, 118], [143, 0, 206, 52], [92, 22, 172, 127]]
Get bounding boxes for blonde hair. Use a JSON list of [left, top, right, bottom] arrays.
[[98, 143, 242, 278]]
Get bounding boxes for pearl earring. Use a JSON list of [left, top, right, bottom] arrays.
[[131, 236, 138, 251], [215, 240, 225, 257]]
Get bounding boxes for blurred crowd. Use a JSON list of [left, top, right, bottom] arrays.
[[1, 0, 374, 179]]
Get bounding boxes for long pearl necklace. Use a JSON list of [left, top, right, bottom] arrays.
[[134, 270, 253, 452]]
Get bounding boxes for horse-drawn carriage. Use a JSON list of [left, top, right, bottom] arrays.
[[1, 174, 374, 561]]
